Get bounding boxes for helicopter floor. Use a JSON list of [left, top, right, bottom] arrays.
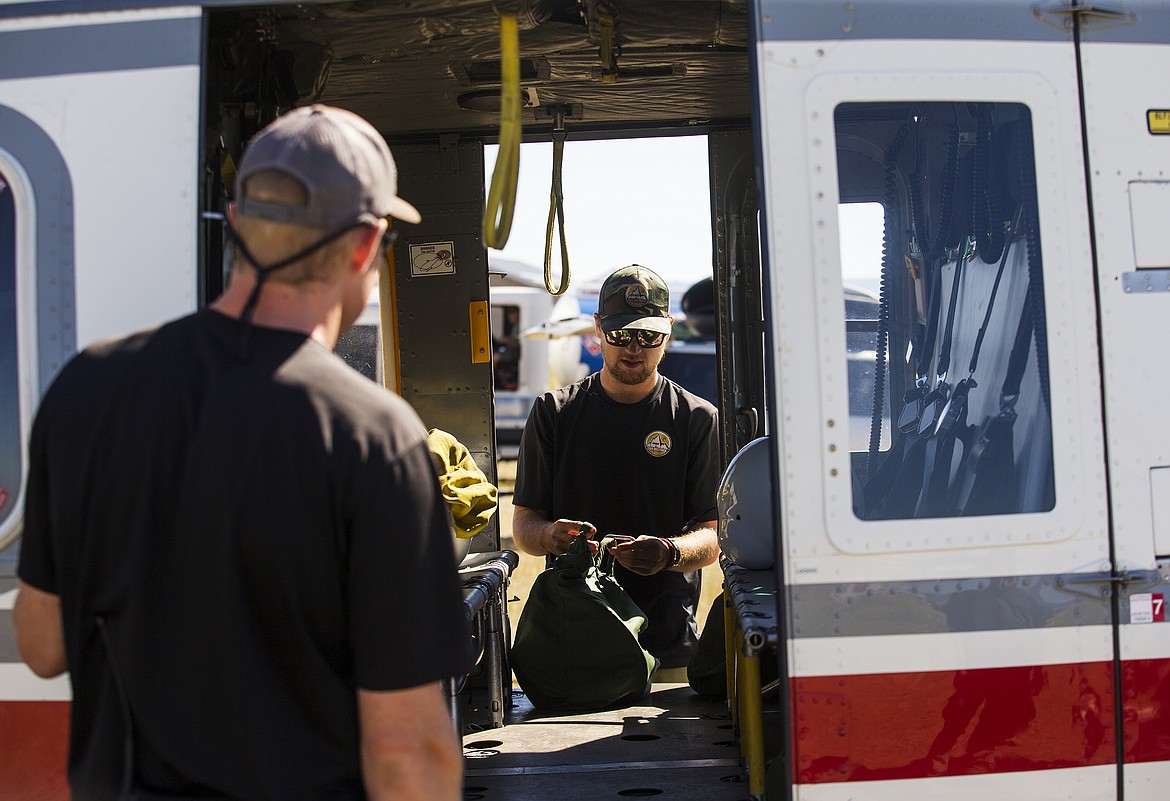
[[461, 682, 775, 801]]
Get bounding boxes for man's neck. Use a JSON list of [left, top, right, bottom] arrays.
[[212, 273, 344, 349], [598, 369, 659, 404]]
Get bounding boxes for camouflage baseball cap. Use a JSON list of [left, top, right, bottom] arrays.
[[597, 265, 672, 334]]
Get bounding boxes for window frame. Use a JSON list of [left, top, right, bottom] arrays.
[[801, 73, 1099, 556], [0, 150, 39, 552]]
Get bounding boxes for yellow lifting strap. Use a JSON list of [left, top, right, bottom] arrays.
[[483, 9, 521, 250], [543, 111, 571, 296]]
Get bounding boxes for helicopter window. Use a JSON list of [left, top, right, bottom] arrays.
[[840, 201, 889, 454], [0, 172, 20, 542], [836, 101, 1055, 521]]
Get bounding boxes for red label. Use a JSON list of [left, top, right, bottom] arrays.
[[0, 486, 8, 510], [1154, 594, 1166, 622]]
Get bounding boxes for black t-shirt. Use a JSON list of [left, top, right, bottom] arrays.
[[18, 309, 473, 801], [513, 373, 720, 667]]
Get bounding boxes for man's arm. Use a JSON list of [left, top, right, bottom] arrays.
[[358, 681, 462, 801], [674, 521, 720, 570], [512, 505, 595, 557], [608, 521, 719, 576], [13, 581, 67, 678]]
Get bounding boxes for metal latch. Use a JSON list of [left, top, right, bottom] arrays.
[[1034, 3, 1136, 32], [1056, 568, 1166, 599]]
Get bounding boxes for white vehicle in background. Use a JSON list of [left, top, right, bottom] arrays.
[[487, 281, 595, 459]]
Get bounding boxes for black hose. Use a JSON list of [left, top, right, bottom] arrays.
[[971, 104, 1006, 264], [927, 119, 961, 263], [1018, 115, 1050, 411], [868, 123, 910, 471]]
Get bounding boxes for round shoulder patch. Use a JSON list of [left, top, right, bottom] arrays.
[[644, 430, 672, 457]]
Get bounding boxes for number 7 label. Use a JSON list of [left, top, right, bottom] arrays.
[[1130, 593, 1166, 624]]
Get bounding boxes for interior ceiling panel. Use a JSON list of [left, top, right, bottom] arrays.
[[209, 0, 751, 140]]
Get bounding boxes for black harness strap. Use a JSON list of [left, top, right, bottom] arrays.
[[862, 243, 969, 519], [967, 203, 1026, 379], [916, 240, 969, 437], [911, 243, 971, 517], [918, 205, 1024, 517], [952, 274, 1036, 515]]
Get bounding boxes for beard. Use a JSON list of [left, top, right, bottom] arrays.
[[602, 349, 655, 386]]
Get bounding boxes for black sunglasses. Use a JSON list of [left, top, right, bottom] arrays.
[[603, 328, 667, 349]]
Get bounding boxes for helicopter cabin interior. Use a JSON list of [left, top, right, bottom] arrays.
[[190, 2, 1068, 799], [199, 4, 774, 800]]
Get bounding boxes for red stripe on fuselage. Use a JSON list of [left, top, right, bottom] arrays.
[[793, 658, 1170, 783], [1121, 658, 1170, 765], [0, 700, 69, 800]]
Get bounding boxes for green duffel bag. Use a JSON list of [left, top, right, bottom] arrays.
[[512, 533, 658, 711]]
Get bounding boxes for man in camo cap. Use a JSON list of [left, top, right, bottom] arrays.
[[512, 264, 721, 671]]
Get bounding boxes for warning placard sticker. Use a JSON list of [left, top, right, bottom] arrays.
[[409, 242, 455, 277], [1148, 110, 1170, 135], [1130, 592, 1166, 624]]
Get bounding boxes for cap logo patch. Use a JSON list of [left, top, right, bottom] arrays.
[[625, 284, 650, 309], [644, 431, 672, 457]]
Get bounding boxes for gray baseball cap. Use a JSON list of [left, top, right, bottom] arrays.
[[597, 265, 673, 334], [234, 104, 421, 227]]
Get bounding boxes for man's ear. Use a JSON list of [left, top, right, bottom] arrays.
[[352, 221, 386, 273], [593, 313, 603, 337]]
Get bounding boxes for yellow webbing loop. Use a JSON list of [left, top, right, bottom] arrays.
[[542, 126, 571, 296], [483, 11, 521, 250]]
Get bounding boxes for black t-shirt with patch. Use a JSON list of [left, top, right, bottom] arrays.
[[513, 373, 720, 667], [18, 309, 473, 801]]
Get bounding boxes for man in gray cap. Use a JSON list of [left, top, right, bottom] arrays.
[[512, 264, 721, 670], [15, 105, 471, 801]]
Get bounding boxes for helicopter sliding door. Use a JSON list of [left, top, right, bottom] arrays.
[[1077, 4, 1170, 798], [750, 2, 1122, 798]]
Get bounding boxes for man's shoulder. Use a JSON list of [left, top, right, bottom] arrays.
[[537, 373, 596, 409], [659, 376, 718, 418], [46, 315, 191, 391], [70, 310, 224, 364], [293, 350, 429, 448]]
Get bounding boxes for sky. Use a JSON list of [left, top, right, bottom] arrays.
[[484, 137, 714, 299], [484, 137, 886, 301]]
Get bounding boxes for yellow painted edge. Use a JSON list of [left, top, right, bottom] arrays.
[[378, 243, 401, 394], [469, 300, 491, 364]]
